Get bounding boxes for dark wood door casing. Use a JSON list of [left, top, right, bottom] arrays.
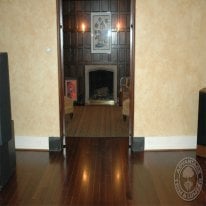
[[129, 0, 135, 139], [56, 0, 64, 137]]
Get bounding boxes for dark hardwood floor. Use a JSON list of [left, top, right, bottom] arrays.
[[0, 137, 206, 206], [65, 106, 129, 137]]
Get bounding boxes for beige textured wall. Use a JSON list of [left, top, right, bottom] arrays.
[[0, 0, 60, 137], [134, 0, 206, 137]]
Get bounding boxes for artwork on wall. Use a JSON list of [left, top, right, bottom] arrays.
[[91, 12, 111, 54], [65, 79, 77, 101]]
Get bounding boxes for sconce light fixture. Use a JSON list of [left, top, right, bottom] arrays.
[[116, 22, 120, 32], [82, 23, 86, 33]]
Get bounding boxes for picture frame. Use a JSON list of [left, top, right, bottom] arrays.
[[65, 79, 77, 101], [91, 12, 111, 54]]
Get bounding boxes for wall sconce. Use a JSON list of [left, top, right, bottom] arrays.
[[81, 23, 86, 33], [116, 22, 120, 32]]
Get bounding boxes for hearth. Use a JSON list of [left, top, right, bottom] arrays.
[[85, 65, 117, 105]]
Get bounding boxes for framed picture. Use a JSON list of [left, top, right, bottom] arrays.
[[91, 12, 111, 54], [65, 79, 77, 101]]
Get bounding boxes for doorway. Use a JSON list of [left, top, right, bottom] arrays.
[[57, 0, 135, 138]]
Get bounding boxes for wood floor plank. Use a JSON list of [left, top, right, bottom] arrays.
[[1, 138, 206, 205], [66, 106, 129, 137]]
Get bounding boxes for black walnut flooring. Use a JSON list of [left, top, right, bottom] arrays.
[[0, 137, 206, 205], [65, 106, 129, 137]]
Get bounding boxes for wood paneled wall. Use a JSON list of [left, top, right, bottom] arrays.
[[63, 0, 130, 104]]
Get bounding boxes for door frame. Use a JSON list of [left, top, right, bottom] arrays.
[[129, 0, 135, 144], [56, 0, 135, 141], [56, 0, 64, 137]]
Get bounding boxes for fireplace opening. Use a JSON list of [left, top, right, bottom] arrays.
[[89, 70, 113, 101], [85, 65, 117, 105]]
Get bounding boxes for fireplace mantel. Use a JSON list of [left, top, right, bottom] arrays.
[[85, 65, 117, 105]]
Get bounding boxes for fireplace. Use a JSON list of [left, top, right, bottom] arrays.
[[85, 65, 117, 105]]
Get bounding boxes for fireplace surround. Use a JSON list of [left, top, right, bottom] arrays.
[[85, 65, 117, 105]]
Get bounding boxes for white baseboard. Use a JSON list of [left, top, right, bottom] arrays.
[[14, 136, 197, 151], [15, 136, 49, 150], [144, 136, 197, 150]]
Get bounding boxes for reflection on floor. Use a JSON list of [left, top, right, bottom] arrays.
[[1, 137, 206, 205], [65, 105, 129, 137]]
